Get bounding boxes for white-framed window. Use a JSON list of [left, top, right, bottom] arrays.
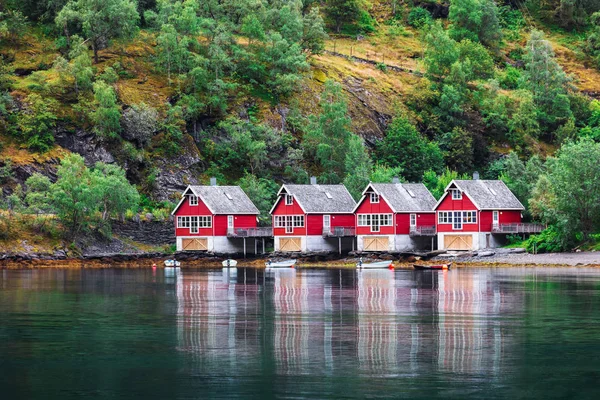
[[189, 195, 198, 206], [190, 216, 199, 233], [453, 211, 462, 230], [274, 215, 303, 230], [493, 211, 499, 225], [293, 215, 304, 227], [285, 194, 293, 205], [228, 215, 234, 229], [438, 212, 452, 224], [463, 211, 477, 224], [357, 214, 392, 231], [274, 215, 285, 228], [451, 189, 462, 200], [410, 213, 417, 227], [198, 216, 212, 228], [177, 216, 191, 228], [323, 215, 330, 229], [370, 193, 380, 203]]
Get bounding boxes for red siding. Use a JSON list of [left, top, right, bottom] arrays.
[[396, 213, 410, 235], [501, 210, 522, 225], [355, 193, 395, 235], [480, 211, 493, 232], [418, 213, 436, 227], [234, 215, 258, 229], [174, 194, 258, 237], [436, 192, 479, 233], [307, 214, 323, 235], [272, 195, 307, 236], [331, 214, 355, 228]]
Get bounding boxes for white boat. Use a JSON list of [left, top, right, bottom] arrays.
[[164, 259, 181, 267], [356, 259, 394, 269], [265, 259, 296, 268], [222, 259, 238, 267]]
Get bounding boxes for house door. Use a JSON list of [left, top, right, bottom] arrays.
[[182, 238, 208, 251], [493, 211, 499, 229], [280, 237, 302, 252], [410, 213, 416, 231], [444, 235, 473, 250], [363, 236, 389, 251], [323, 215, 331, 235], [228, 215, 234, 234]]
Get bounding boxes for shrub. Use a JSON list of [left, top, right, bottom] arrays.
[[408, 8, 432, 28], [525, 227, 564, 253], [122, 103, 159, 147], [499, 66, 521, 89], [376, 62, 388, 72]]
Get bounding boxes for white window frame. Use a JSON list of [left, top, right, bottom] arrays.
[[438, 212, 452, 224], [190, 216, 199, 233], [357, 214, 392, 232], [452, 211, 462, 230], [228, 215, 234, 229], [198, 216, 212, 228], [463, 211, 477, 224], [189, 195, 198, 206], [323, 215, 330, 230], [410, 213, 417, 227], [285, 194, 293, 205], [493, 210, 499, 225], [370, 193, 380, 203], [177, 216, 191, 228], [451, 189, 462, 200]]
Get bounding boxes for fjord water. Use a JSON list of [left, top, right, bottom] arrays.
[[1, 268, 600, 399]]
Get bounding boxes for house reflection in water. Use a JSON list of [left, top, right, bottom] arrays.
[[173, 268, 517, 379]]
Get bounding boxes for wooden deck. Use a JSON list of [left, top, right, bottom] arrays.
[[227, 227, 273, 238], [491, 223, 545, 234], [323, 227, 356, 237], [409, 226, 436, 237]]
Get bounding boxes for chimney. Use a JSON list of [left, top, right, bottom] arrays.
[[210, 177, 217, 186], [473, 171, 479, 180], [392, 176, 400, 184], [310, 176, 317, 185]]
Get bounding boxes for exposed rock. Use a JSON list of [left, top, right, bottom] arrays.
[[112, 220, 174, 246], [54, 128, 115, 165], [477, 251, 496, 257]]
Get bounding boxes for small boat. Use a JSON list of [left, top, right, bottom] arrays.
[[357, 259, 395, 269], [164, 259, 181, 268], [222, 259, 238, 267], [413, 262, 452, 270], [265, 259, 296, 268]]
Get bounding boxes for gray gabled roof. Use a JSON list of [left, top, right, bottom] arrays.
[[274, 184, 357, 214], [447, 180, 525, 210], [359, 183, 436, 212], [182, 185, 259, 214]]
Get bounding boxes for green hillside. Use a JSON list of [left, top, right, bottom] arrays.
[[2, 0, 600, 252]]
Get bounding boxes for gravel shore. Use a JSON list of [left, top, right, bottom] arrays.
[[434, 250, 600, 266]]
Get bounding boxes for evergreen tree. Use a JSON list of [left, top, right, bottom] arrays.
[[91, 81, 121, 139]]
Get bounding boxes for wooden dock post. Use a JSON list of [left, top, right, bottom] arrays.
[[339, 237, 342, 255], [243, 237, 246, 258]]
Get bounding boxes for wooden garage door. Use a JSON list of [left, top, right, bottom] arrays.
[[182, 238, 208, 251], [444, 235, 473, 250], [280, 237, 302, 252], [364, 236, 389, 251]]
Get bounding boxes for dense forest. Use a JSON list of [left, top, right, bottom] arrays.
[[1, 0, 600, 253]]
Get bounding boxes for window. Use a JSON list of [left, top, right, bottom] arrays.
[[370, 193, 380, 203], [293, 215, 304, 227], [177, 216, 191, 228], [493, 211, 499, 226], [228, 215, 234, 229], [274, 215, 303, 230], [453, 211, 462, 230], [274, 216, 285, 228], [285, 194, 293, 205], [410, 214, 416, 226], [323, 215, 330, 228], [463, 211, 477, 224], [451, 189, 462, 200], [357, 214, 392, 231], [198, 216, 212, 228], [190, 216, 199, 233], [438, 212, 452, 224], [325, 192, 332, 199], [189, 195, 198, 206]]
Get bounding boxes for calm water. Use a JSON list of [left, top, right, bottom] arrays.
[[1, 267, 600, 399]]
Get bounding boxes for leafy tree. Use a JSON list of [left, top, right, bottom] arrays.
[[448, 0, 502, 50], [531, 138, 600, 244], [440, 127, 474, 173], [375, 116, 444, 182], [0, 9, 27, 40], [500, 152, 545, 219], [91, 81, 121, 139], [237, 173, 278, 225], [326, 0, 363, 33], [92, 162, 140, 220], [121, 103, 159, 147], [302, 7, 327, 55], [343, 134, 372, 200], [17, 93, 58, 152], [587, 12, 600, 66], [68, 35, 93, 94], [408, 7, 432, 28], [56, 0, 140, 63], [520, 30, 573, 131], [423, 168, 469, 200], [370, 164, 404, 183], [303, 80, 354, 183]]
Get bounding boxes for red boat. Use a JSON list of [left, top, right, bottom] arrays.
[[412, 262, 452, 271]]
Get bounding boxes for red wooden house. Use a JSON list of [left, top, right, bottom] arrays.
[[171, 183, 267, 254], [434, 177, 533, 250], [270, 179, 357, 253], [353, 181, 437, 251]]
